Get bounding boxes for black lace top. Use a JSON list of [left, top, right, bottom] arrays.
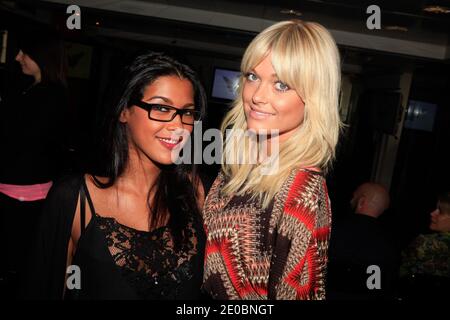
[[66, 178, 205, 300], [96, 213, 199, 299]]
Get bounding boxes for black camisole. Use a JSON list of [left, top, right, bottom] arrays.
[[65, 178, 205, 300]]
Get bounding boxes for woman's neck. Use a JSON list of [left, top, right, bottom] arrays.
[[33, 71, 41, 84], [117, 146, 161, 196]]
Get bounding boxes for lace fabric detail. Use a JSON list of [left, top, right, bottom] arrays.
[[96, 213, 198, 299]]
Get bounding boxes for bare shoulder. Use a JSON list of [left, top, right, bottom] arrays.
[[70, 174, 98, 248]]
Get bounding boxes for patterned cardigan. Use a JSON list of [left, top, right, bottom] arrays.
[[202, 168, 332, 300]]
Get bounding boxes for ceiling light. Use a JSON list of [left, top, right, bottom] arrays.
[[280, 9, 302, 16], [423, 5, 450, 14], [384, 26, 408, 32]]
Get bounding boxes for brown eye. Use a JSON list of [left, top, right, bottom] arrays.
[[154, 105, 170, 113]]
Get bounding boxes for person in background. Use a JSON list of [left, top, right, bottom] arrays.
[[0, 26, 68, 298], [399, 191, 450, 299], [327, 182, 399, 299]]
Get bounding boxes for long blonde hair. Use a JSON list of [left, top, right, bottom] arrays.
[[220, 20, 342, 208]]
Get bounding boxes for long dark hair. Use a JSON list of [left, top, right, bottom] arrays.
[[94, 52, 207, 248], [18, 26, 67, 87]]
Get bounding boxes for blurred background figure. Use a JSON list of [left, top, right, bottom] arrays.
[[0, 25, 68, 298], [399, 191, 450, 299], [327, 182, 399, 299]]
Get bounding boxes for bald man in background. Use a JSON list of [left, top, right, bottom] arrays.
[[326, 183, 399, 300], [351, 183, 390, 219]]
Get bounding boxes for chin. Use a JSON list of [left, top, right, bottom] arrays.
[[147, 150, 174, 166], [246, 122, 272, 133], [157, 156, 176, 166]]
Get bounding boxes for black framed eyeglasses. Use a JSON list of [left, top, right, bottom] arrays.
[[132, 100, 201, 125]]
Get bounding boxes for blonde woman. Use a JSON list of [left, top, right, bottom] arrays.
[[202, 20, 341, 300]]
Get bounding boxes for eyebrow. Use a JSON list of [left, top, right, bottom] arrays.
[[144, 96, 195, 108]]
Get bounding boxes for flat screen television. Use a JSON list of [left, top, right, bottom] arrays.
[[211, 67, 240, 101], [404, 100, 437, 132]]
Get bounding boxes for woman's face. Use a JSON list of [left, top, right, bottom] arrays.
[[429, 203, 450, 232], [120, 75, 195, 166], [242, 53, 305, 142], [15, 50, 41, 80]]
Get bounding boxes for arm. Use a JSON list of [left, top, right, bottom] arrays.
[[62, 237, 75, 297], [21, 175, 81, 299], [268, 171, 331, 300], [63, 191, 84, 297]]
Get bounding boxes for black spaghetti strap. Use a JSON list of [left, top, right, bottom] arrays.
[[79, 178, 86, 234], [82, 177, 96, 218]]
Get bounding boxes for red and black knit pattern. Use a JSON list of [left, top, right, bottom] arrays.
[[202, 168, 332, 300]]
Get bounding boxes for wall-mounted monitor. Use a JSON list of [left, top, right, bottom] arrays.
[[211, 67, 240, 101], [404, 100, 437, 132]]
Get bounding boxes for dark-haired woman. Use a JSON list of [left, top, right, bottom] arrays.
[[24, 52, 208, 300], [0, 27, 68, 297]]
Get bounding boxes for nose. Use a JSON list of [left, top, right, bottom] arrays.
[[252, 82, 269, 105], [430, 209, 439, 217], [15, 50, 23, 62], [166, 112, 184, 131]]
